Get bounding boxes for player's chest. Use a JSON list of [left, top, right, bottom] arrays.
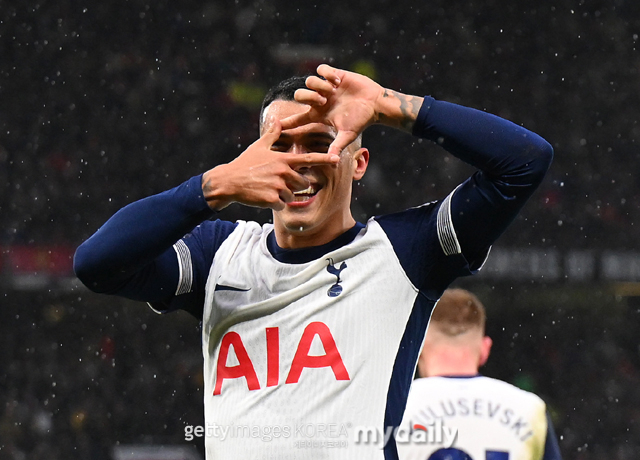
[[206, 243, 414, 321], [203, 243, 419, 393]]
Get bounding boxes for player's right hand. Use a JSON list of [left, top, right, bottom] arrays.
[[201, 120, 340, 211]]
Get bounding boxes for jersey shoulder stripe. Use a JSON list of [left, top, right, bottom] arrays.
[[173, 239, 193, 295], [437, 185, 462, 256]]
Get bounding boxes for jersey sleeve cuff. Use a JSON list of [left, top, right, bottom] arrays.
[[411, 96, 436, 138], [171, 174, 217, 219]]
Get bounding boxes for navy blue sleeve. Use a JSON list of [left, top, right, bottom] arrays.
[[377, 96, 553, 295], [73, 174, 234, 317], [543, 412, 563, 460], [415, 97, 553, 263]]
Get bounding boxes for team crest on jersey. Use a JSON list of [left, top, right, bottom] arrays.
[[326, 258, 347, 297]]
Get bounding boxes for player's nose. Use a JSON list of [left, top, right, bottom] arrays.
[[290, 144, 308, 155]]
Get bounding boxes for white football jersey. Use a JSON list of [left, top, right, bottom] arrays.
[[161, 184, 494, 459], [201, 219, 423, 459], [398, 376, 555, 460]]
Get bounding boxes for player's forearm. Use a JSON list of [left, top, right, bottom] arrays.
[[375, 89, 424, 133], [416, 97, 553, 262], [74, 174, 214, 293], [413, 97, 554, 188]]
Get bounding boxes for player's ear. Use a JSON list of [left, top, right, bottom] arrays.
[[478, 336, 492, 367], [352, 148, 369, 181]]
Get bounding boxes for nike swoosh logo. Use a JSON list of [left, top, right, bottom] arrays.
[[214, 284, 251, 292]]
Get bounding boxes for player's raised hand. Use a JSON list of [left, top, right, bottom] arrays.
[[280, 64, 425, 155], [202, 120, 340, 211], [280, 64, 383, 156]]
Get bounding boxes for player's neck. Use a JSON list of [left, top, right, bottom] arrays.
[[273, 212, 357, 249], [426, 363, 479, 378], [420, 349, 480, 378]]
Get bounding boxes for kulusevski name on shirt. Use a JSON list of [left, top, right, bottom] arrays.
[[415, 397, 535, 442]]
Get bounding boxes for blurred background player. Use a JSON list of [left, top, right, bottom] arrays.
[[398, 288, 563, 460]]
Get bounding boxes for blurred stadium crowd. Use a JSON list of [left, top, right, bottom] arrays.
[[2, 0, 640, 458]]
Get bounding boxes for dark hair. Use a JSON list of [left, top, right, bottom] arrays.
[[259, 75, 310, 128], [262, 76, 309, 109], [258, 74, 364, 149]]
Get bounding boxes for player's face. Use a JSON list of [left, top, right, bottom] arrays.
[[262, 100, 368, 248]]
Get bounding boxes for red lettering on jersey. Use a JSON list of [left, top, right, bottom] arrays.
[[214, 332, 260, 395], [286, 322, 350, 384], [266, 327, 279, 387]]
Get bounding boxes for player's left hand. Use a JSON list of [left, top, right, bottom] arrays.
[[280, 64, 384, 156]]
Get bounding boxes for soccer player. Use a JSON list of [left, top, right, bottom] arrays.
[[397, 288, 562, 460], [73, 64, 553, 459]]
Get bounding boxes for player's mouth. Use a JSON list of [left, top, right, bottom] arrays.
[[290, 184, 321, 206]]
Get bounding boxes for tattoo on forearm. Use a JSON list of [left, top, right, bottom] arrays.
[[381, 89, 422, 132]]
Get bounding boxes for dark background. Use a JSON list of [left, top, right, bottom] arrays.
[[1, 0, 640, 458]]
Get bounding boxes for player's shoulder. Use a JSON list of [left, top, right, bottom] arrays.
[[476, 376, 546, 403], [373, 200, 441, 227], [370, 200, 442, 251], [181, 219, 268, 260], [411, 375, 547, 408], [467, 376, 548, 413]]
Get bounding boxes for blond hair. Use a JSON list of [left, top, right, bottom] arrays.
[[429, 288, 486, 337]]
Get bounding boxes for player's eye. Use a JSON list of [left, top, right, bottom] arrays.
[[311, 142, 331, 153], [271, 142, 289, 152]]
